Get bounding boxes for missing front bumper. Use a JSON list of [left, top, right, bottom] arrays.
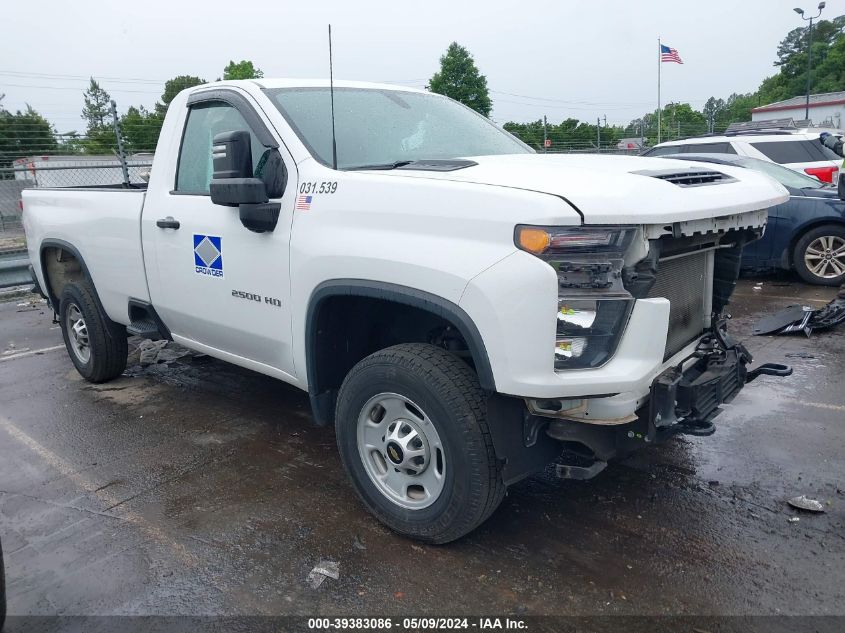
[[546, 328, 793, 477], [647, 331, 792, 441]]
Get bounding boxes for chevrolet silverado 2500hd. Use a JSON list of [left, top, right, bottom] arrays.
[[23, 79, 792, 543]]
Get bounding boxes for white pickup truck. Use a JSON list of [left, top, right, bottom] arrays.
[[23, 79, 792, 543]]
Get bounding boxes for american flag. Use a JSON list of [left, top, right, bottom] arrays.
[[660, 44, 683, 64], [295, 194, 312, 210]]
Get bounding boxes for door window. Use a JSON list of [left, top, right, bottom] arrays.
[[643, 145, 684, 156], [686, 142, 736, 154], [175, 102, 265, 194], [750, 139, 840, 164]]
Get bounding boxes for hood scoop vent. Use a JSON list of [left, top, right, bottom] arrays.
[[632, 168, 736, 187], [396, 159, 478, 172]]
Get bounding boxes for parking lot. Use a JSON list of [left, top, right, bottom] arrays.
[[0, 276, 843, 622]]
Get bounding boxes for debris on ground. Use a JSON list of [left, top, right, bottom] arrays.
[[754, 299, 845, 337], [352, 535, 367, 550], [787, 495, 826, 513], [788, 517, 800, 523], [307, 560, 340, 589], [138, 339, 191, 366]]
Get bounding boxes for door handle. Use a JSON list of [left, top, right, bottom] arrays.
[[156, 217, 180, 229]]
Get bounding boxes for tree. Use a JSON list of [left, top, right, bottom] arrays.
[[81, 78, 112, 130], [814, 33, 845, 93], [762, 16, 845, 105], [155, 75, 206, 116], [504, 117, 622, 151], [80, 77, 117, 154], [428, 42, 492, 117], [222, 60, 263, 80], [0, 104, 58, 169], [56, 131, 86, 155], [702, 97, 726, 132], [121, 106, 163, 153]]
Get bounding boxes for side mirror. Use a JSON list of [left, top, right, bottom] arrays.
[[255, 149, 287, 199], [208, 130, 282, 234], [212, 130, 252, 180], [209, 130, 266, 208]]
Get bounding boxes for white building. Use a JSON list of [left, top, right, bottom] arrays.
[[751, 91, 845, 130]]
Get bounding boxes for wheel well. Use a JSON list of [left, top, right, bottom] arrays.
[[41, 245, 85, 307], [787, 219, 845, 266], [306, 285, 494, 425]]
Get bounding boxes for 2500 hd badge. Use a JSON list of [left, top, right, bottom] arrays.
[[232, 289, 282, 308]]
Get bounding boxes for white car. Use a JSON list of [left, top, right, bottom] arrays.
[[643, 131, 842, 184], [22, 79, 791, 542]]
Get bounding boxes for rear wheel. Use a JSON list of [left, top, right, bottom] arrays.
[[59, 280, 128, 382], [793, 224, 845, 286], [335, 343, 505, 544]]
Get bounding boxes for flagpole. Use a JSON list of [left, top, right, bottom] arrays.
[[657, 37, 662, 144]]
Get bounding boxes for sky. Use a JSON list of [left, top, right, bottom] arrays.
[[1, 0, 842, 132]]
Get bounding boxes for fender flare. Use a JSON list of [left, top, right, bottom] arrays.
[[38, 238, 97, 309], [305, 279, 496, 397]]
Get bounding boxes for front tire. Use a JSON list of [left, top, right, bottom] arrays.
[[335, 344, 505, 544], [793, 224, 845, 286], [59, 280, 128, 383]]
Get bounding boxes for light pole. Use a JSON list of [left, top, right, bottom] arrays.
[[794, 2, 825, 121]]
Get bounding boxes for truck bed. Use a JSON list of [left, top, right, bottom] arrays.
[[22, 187, 151, 323]]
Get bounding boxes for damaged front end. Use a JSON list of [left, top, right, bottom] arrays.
[[490, 219, 793, 485], [646, 320, 791, 440]]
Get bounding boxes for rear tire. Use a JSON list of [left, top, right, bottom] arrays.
[[335, 343, 505, 544], [793, 224, 845, 286], [59, 280, 128, 383]]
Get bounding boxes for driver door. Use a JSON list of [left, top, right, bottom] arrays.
[[144, 96, 298, 379]]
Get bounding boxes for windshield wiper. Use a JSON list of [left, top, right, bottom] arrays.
[[345, 160, 416, 171]]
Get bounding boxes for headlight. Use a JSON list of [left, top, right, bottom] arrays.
[[516, 225, 637, 370], [516, 226, 636, 257], [556, 298, 633, 369]]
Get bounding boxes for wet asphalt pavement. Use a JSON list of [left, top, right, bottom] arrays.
[[0, 277, 843, 620]]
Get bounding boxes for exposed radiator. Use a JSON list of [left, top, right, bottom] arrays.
[[646, 250, 713, 359]]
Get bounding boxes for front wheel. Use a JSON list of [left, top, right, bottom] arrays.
[[793, 224, 845, 286], [335, 344, 505, 544]]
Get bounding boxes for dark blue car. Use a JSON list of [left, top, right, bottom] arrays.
[[667, 154, 845, 286]]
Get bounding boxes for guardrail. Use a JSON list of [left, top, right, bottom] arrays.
[[0, 249, 30, 289]]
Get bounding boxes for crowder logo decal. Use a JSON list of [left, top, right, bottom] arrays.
[[194, 234, 223, 278]]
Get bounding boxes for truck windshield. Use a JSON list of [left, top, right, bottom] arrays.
[[264, 87, 532, 169]]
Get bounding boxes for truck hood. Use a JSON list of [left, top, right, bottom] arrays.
[[380, 154, 790, 224]]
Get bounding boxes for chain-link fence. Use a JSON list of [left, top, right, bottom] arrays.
[[1, 93, 156, 250], [0, 158, 152, 233]]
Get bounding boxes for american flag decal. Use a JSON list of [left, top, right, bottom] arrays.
[[295, 194, 313, 210], [660, 44, 683, 64]]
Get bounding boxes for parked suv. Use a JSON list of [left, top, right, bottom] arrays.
[[643, 131, 842, 183], [659, 154, 845, 286]]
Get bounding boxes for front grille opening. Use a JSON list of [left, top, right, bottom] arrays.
[[646, 251, 712, 359]]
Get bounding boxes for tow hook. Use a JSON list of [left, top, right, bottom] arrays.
[[713, 319, 793, 384], [746, 363, 792, 383], [644, 321, 793, 443]]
